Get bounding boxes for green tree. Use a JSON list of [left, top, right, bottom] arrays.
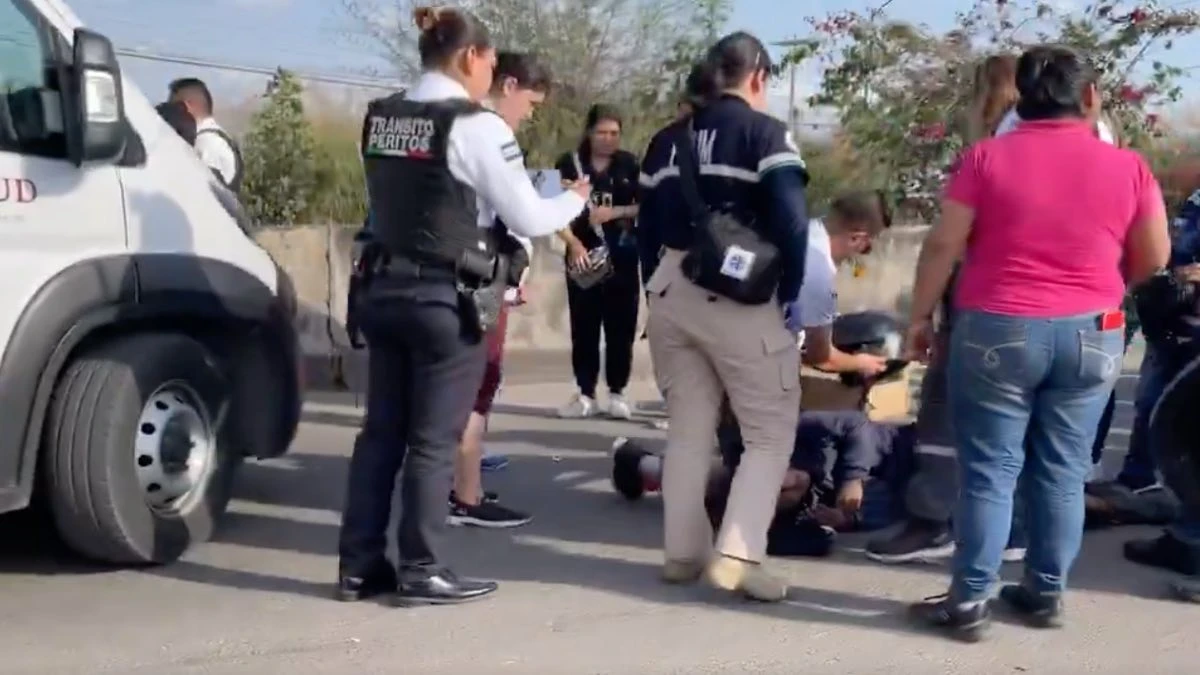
[[241, 69, 318, 226], [339, 0, 731, 164], [303, 112, 368, 224], [787, 0, 1200, 221]]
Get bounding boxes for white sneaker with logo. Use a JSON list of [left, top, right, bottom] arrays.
[[608, 393, 633, 420], [557, 393, 597, 419]]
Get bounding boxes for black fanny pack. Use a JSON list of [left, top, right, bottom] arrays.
[[1134, 270, 1197, 347], [674, 123, 780, 305]]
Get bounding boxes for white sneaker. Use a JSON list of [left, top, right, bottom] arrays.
[[557, 393, 597, 419], [608, 393, 633, 420], [1002, 547, 1026, 563]]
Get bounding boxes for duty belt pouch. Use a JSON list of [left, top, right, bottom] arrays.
[[455, 247, 498, 288], [674, 124, 781, 305], [469, 256, 510, 334], [455, 290, 484, 342], [565, 152, 615, 290]]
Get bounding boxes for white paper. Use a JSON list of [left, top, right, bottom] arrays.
[[719, 245, 756, 281]]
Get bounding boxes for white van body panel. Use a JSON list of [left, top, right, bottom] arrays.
[[10, 0, 278, 298]]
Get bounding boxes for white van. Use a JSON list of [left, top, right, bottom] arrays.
[[0, 0, 302, 563]]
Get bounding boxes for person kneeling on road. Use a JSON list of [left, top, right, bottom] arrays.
[[784, 190, 894, 378]]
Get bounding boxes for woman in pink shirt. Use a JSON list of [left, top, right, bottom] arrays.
[[905, 45, 1170, 640]]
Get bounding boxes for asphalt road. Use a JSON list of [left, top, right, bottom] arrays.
[[0, 363, 1197, 674]]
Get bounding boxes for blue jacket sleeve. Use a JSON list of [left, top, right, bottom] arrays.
[[637, 181, 663, 287], [636, 132, 666, 288], [832, 412, 881, 484], [760, 167, 810, 305]]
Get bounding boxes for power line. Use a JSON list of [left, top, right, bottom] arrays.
[[115, 47, 404, 91]]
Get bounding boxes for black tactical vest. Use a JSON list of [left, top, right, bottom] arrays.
[[361, 95, 490, 270]]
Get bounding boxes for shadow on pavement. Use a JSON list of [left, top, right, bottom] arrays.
[[298, 401, 651, 428], [0, 396, 1183, 636], [0, 508, 114, 576], [142, 560, 333, 600], [179, 433, 1186, 620]]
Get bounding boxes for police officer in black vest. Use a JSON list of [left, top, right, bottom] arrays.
[[336, 5, 590, 606]]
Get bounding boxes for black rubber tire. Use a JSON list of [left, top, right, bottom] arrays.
[[43, 332, 239, 565]]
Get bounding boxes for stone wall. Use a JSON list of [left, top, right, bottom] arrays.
[[255, 224, 928, 358]]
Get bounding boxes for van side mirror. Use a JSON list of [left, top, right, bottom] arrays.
[[67, 28, 126, 166]]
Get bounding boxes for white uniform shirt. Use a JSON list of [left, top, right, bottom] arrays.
[[194, 117, 239, 185], [994, 107, 1116, 144], [796, 218, 839, 331], [479, 96, 533, 261], [406, 72, 587, 239]]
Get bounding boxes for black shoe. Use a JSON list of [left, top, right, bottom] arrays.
[[1124, 531, 1200, 576], [865, 518, 954, 564], [334, 561, 398, 602], [612, 437, 651, 501], [449, 490, 499, 504], [908, 594, 991, 643], [394, 568, 498, 607], [447, 498, 532, 529], [997, 584, 1064, 628]]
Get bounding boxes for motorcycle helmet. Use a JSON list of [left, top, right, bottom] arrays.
[[830, 310, 910, 387]]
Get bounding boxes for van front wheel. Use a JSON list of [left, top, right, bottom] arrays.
[[43, 332, 239, 564]]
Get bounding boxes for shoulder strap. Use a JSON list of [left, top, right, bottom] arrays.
[[672, 121, 709, 225], [197, 126, 238, 150], [571, 152, 584, 180], [196, 127, 243, 191]]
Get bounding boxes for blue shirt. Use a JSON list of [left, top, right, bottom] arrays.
[[1171, 188, 1200, 268], [636, 96, 810, 303]]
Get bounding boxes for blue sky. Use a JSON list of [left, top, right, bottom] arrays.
[[66, 0, 1200, 116]]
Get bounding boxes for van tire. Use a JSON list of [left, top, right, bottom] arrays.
[[43, 332, 238, 565]]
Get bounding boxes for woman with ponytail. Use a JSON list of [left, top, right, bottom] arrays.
[[338, 5, 590, 608]]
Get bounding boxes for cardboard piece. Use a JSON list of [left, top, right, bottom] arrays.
[[800, 365, 913, 422]]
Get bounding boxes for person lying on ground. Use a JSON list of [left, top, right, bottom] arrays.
[[613, 408, 917, 557]]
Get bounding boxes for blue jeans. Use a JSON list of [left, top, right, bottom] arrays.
[[1121, 343, 1169, 489], [948, 311, 1123, 603]]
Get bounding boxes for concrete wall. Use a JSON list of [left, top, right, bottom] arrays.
[[255, 224, 929, 359]]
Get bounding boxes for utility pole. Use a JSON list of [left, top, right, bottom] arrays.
[[773, 39, 803, 138], [788, 63, 798, 137]]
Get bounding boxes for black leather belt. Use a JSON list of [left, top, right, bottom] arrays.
[[379, 256, 457, 283]]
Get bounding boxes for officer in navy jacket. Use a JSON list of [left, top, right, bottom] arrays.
[[636, 32, 811, 602]]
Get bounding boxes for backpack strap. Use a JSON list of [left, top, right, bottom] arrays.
[[196, 127, 243, 191]]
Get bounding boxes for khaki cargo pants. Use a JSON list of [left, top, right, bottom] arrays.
[[646, 249, 801, 564]]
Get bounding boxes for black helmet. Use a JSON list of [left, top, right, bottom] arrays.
[[831, 310, 909, 387]]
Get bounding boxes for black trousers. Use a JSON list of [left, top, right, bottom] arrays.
[[337, 276, 486, 577], [565, 253, 640, 397], [1092, 390, 1117, 465]]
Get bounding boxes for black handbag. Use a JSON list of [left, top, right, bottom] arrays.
[[674, 123, 781, 305]]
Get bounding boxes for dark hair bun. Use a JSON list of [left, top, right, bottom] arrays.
[[413, 6, 491, 69]]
